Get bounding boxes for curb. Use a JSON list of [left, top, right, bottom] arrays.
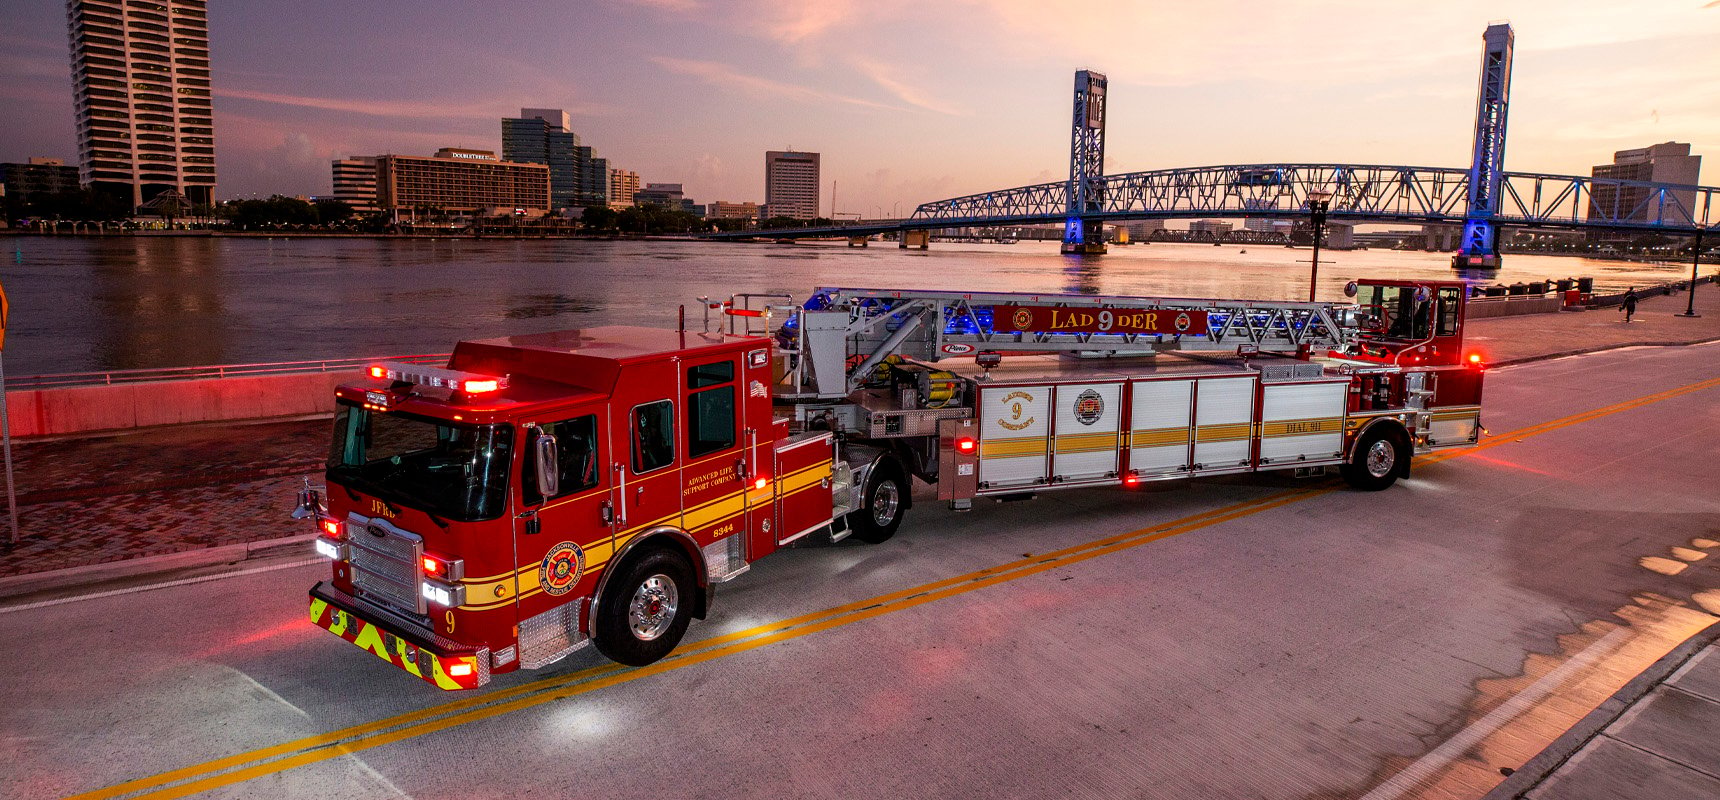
[[0, 533, 315, 607], [1481, 620, 1720, 800]]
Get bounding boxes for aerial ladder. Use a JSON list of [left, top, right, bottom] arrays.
[[716, 287, 1371, 400]]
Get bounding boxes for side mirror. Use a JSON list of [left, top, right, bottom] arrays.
[[534, 433, 559, 498]]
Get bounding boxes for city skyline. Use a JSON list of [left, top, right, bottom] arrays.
[[4, 1, 1718, 213]]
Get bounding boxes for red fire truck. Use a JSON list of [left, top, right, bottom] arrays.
[[304, 279, 1484, 689]]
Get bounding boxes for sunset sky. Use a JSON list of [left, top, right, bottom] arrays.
[[3, 0, 1717, 213]]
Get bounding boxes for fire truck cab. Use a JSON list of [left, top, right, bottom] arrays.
[[308, 327, 856, 689]]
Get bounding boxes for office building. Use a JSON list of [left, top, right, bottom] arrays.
[[375, 148, 550, 218], [502, 109, 580, 208], [1, 157, 83, 202], [1588, 142, 1702, 226], [609, 168, 639, 208], [764, 150, 820, 220], [1189, 219, 1233, 237], [578, 148, 608, 206], [706, 200, 760, 221], [330, 157, 379, 214], [1117, 219, 1164, 240], [67, 0, 216, 208]]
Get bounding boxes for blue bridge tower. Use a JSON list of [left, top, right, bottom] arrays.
[[1063, 70, 1108, 255], [1456, 22, 1515, 269]]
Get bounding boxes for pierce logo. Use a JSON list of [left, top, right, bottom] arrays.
[[539, 542, 585, 596], [940, 342, 976, 355]]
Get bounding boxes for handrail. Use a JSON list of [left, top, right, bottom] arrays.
[[8, 353, 453, 390]]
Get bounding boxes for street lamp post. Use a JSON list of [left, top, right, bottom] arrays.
[[1678, 227, 1703, 318], [1307, 190, 1332, 302]]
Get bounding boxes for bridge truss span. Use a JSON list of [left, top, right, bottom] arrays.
[[909, 163, 1719, 234]]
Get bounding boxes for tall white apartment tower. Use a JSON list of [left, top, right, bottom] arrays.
[[764, 150, 820, 220], [67, 0, 217, 208]]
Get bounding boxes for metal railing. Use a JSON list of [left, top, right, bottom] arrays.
[[9, 353, 452, 390]]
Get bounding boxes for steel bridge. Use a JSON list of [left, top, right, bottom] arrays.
[[714, 22, 1717, 266]]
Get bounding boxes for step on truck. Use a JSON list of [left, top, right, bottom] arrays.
[[302, 278, 1484, 688]]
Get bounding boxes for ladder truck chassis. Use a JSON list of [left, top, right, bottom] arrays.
[[301, 279, 1483, 688]]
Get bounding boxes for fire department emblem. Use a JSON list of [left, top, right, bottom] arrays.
[[539, 541, 585, 596], [1073, 389, 1105, 426], [1173, 312, 1193, 333], [1012, 308, 1034, 330]]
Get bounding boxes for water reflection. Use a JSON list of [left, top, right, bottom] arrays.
[[1, 237, 1697, 375]]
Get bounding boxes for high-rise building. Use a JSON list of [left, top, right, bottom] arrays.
[[767, 150, 818, 220], [1589, 142, 1701, 226], [67, 0, 216, 209], [375, 148, 550, 219], [330, 157, 379, 214], [502, 109, 580, 208], [764, 150, 819, 220], [577, 147, 608, 207], [609, 168, 639, 208]]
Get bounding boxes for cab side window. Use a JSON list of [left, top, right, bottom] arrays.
[[1436, 287, 1461, 336], [686, 360, 736, 459], [523, 415, 600, 505], [631, 400, 675, 474]]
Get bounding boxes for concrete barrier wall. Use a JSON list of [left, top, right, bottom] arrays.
[[5, 370, 357, 438], [1467, 296, 1564, 318]]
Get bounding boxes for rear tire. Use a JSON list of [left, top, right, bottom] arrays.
[[1341, 426, 1407, 491], [847, 467, 907, 544], [593, 548, 694, 667]]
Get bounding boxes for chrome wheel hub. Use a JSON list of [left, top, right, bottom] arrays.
[[627, 574, 679, 641], [871, 481, 900, 527], [1366, 439, 1396, 478]]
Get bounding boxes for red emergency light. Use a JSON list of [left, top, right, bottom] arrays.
[[753, 476, 769, 491], [320, 518, 341, 537], [368, 361, 508, 395], [955, 437, 977, 454]]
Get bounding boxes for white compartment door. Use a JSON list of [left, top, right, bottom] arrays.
[[1193, 377, 1256, 473], [1052, 382, 1122, 484], [1128, 379, 1194, 477], [977, 385, 1050, 489], [1258, 381, 1348, 467]]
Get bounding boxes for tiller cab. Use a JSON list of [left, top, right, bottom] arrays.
[[302, 279, 1483, 689]]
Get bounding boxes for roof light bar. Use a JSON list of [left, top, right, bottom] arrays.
[[368, 361, 508, 394]]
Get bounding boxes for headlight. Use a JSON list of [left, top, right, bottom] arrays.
[[314, 536, 347, 561], [421, 579, 466, 608]]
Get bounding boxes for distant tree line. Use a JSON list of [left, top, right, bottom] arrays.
[[217, 196, 355, 228]]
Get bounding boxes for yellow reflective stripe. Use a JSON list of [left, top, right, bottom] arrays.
[[309, 598, 328, 626], [1130, 428, 1189, 448], [1195, 423, 1253, 442], [1054, 432, 1117, 454], [981, 438, 1047, 458]]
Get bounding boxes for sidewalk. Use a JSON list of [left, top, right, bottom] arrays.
[[0, 284, 1715, 587], [1484, 623, 1720, 799]]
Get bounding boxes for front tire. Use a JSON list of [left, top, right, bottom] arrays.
[[593, 548, 694, 667], [846, 467, 907, 544], [1341, 425, 1407, 491]]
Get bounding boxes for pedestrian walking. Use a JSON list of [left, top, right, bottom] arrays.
[[1621, 287, 1639, 322]]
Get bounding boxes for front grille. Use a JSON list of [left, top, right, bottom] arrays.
[[348, 516, 424, 615]]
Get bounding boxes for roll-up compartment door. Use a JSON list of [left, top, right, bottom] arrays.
[[1052, 382, 1122, 484], [1128, 379, 1193, 477], [1258, 381, 1347, 466], [977, 384, 1050, 490], [1193, 377, 1256, 473]]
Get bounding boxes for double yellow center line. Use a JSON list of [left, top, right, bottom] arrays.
[[68, 373, 1720, 800]]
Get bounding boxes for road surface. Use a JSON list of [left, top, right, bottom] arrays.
[[4, 342, 1718, 800]]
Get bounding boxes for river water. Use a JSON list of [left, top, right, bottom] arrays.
[[0, 236, 1693, 376]]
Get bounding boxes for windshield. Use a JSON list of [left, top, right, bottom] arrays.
[[327, 402, 513, 522]]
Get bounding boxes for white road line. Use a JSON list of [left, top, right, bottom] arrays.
[[1356, 626, 1631, 800], [0, 558, 322, 615]]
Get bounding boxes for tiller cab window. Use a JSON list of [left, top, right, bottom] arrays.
[[327, 402, 513, 521]]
